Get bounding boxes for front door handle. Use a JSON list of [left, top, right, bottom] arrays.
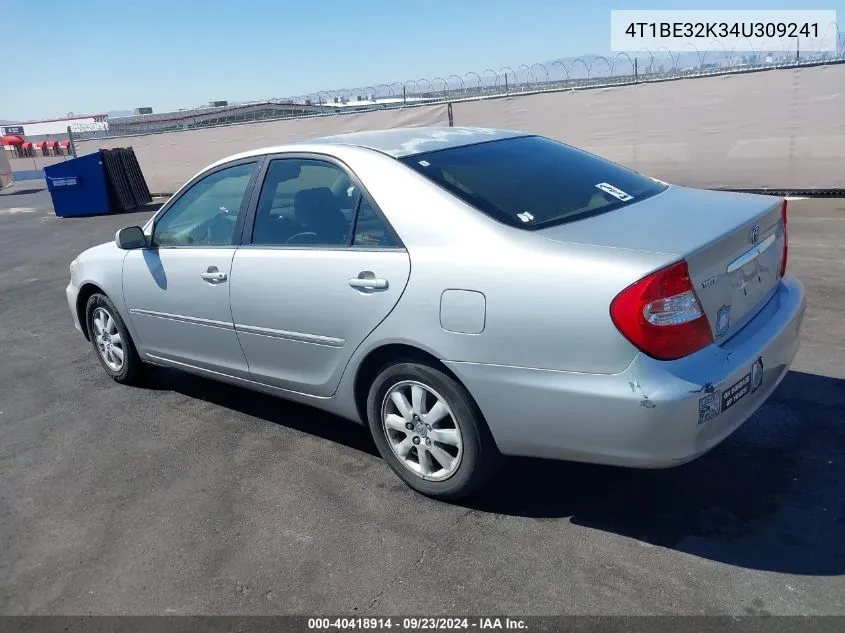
[[348, 276, 388, 290], [200, 266, 227, 283]]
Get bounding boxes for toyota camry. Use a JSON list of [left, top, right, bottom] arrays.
[[66, 127, 806, 499]]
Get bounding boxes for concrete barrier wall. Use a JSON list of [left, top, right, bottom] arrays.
[[0, 150, 12, 189], [77, 104, 450, 194], [452, 64, 845, 191], [75, 64, 845, 194], [7, 155, 70, 173]]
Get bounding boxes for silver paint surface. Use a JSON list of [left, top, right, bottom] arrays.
[[66, 127, 806, 465]]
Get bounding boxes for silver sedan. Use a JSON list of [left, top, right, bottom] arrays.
[[66, 127, 806, 499]]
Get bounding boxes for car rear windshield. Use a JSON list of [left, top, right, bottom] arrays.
[[400, 135, 667, 229]]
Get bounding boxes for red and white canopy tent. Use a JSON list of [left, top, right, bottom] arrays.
[[2, 135, 25, 147]]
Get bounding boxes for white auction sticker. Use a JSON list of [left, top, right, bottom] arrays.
[[610, 10, 838, 52]]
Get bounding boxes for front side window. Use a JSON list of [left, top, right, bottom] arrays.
[[400, 136, 666, 229], [252, 159, 359, 246], [153, 162, 256, 246]]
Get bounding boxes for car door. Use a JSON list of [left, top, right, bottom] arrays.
[[123, 159, 261, 376], [229, 155, 411, 396]]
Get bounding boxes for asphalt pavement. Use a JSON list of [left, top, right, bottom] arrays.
[[1, 182, 843, 615]]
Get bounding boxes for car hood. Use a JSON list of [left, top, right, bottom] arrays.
[[76, 240, 123, 264]]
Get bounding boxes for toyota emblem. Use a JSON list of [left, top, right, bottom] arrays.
[[749, 224, 760, 244]]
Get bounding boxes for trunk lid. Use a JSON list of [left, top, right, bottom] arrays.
[[537, 185, 786, 343]]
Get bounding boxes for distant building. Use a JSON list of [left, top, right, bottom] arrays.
[[105, 101, 326, 135], [1, 114, 108, 140], [8, 95, 440, 143]]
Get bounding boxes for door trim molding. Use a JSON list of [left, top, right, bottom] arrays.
[[129, 308, 234, 331], [234, 322, 345, 347], [129, 310, 346, 345]]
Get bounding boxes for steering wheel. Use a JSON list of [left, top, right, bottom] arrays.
[[285, 231, 319, 245]]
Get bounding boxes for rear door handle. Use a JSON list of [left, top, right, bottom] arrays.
[[348, 277, 388, 290], [200, 266, 227, 283]]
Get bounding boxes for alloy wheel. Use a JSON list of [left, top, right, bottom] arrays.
[[92, 307, 125, 372], [381, 380, 463, 481]]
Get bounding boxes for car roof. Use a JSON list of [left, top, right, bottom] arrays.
[[198, 127, 528, 177], [305, 126, 527, 158]]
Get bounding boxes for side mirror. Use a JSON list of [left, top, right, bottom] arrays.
[[115, 226, 147, 250]]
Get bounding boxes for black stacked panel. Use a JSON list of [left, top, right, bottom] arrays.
[[99, 147, 152, 211]]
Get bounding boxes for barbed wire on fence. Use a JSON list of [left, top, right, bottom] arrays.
[[71, 29, 845, 140]]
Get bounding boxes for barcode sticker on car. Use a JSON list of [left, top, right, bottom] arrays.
[[595, 182, 634, 201], [418, 160, 430, 167]]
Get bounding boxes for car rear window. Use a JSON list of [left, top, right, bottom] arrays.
[[400, 135, 666, 229]]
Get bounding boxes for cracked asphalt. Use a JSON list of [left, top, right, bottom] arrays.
[[1, 183, 843, 615]]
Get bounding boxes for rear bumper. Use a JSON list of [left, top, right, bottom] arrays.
[[445, 275, 806, 467]]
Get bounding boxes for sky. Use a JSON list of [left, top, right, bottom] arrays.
[[2, 0, 841, 120]]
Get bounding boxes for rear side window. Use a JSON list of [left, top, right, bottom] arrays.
[[353, 198, 399, 248], [400, 136, 666, 229]]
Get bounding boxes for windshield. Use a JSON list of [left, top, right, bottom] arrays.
[[400, 135, 667, 229]]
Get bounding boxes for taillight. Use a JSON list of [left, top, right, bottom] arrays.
[[610, 260, 713, 361], [779, 199, 788, 277]]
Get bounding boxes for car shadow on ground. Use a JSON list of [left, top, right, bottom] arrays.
[[0, 187, 45, 196], [146, 367, 844, 576], [146, 367, 380, 457]]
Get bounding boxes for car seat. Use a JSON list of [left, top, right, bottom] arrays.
[[293, 187, 350, 245]]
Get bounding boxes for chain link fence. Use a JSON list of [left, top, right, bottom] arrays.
[[72, 28, 845, 141]]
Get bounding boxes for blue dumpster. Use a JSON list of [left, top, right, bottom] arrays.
[[44, 152, 110, 218]]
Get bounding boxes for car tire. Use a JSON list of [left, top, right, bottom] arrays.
[[367, 361, 502, 500], [85, 293, 144, 385]]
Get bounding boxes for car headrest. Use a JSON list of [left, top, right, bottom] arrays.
[[294, 187, 342, 219]]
